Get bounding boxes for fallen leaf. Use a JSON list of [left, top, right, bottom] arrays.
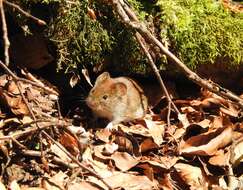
[[9, 180, 20, 190], [111, 151, 139, 171], [88, 172, 158, 190], [140, 138, 159, 153], [82, 69, 93, 87], [70, 73, 80, 88], [50, 144, 72, 163], [43, 171, 68, 190], [103, 143, 119, 155], [144, 119, 165, 146], [174, 163, 207, 189], [87, 7, 97, 20], [59, 132, 79, 156], [0, 181, 6, 190], [67, 181, 100, 190], [180, 126, 233, 156], [208, 149, 230, 166], [231, 138, 243, 166]]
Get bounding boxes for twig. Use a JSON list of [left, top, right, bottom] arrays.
[[0, 3, 112, 188], [21, 149, 78, 169], [0, 119, 71, 141], [107, 0, 243, 109], [0, 0, 10, 66], [135, 33, 180, 116], [3, 0, 46, 25], [0, 60, 59, 95], [107, 0, 188, 125], [0, 59, 113, 190], [42, 131, 113, 190], [0, 66, 112, 189]]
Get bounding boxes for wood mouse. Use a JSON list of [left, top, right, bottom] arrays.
[[86, 72, 148, 129]]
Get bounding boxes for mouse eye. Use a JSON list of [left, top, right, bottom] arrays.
[[102, 95, 108, 100]]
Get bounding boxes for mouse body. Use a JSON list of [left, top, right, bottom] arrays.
[[86, 72, 148, 126]]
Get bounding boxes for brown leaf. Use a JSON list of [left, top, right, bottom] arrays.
[[102, 143, 118, 155], [138, 158, 171, 173], [50, 144, 71, 163], [174, 163, 207, 189], [59, 132, 79, 156], [111, 151, 139, 171], [9, 180, 20, 190], [220, 104, 240, 118], [3, 92, 29, 115], [140, 138, 159, 153], [42, 171, 68, 190], [87, 7, 97, 20], [180, 126, 233, 156], [9, 34, 53, 69], [144, 119, 165, 146], [208, 149, 230, 166], [102, 172, 158, 189], [231, 138, 243, 166], [67, 182, 100, 190], [70, 73, 80, 88]]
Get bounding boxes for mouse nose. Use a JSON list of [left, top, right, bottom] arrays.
[[86, 97, 95, 108]]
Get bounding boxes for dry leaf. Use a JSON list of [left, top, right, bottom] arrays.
[[82, 69, 93, 87], [4, 93, 29, 115], [50, 144, 72, 163], [111, 151, 139, 171], [94, 172, 158, 190], [174, 163, 207, 189], [144, 119, 165, 146], [67, 182, 100, 190], [208, 149, 229, 166], [10, 34, 53, 69], [9, 180, 20, 190], [140, 138, 159, 153], [0, 181, 6, 190], [70, 73, 80, 88], [180, 126, 233, 156], [59, 132, 79, 156], [231, 138, 243, 166], [87, 7, 97, 20], [43, 171, 68, 190], [178, 114, 190, 128], [103, 143, 119, 155]]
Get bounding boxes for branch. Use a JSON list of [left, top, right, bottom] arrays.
[[0, 0, 10, 66], [107, 0, 243, 109], [3, 0, 46, 25]]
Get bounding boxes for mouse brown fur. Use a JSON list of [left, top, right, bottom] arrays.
[[86, 72, 148, 125]]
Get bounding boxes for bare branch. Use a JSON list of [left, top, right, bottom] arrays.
[[0, 0, 10, 66], [106, 0, 243, 109], [3, 0, 46, 25]]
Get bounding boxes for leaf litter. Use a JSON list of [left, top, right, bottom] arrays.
[[0, 74, 242, 190]]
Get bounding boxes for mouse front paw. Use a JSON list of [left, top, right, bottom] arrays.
[[105, 122, 114, 131]]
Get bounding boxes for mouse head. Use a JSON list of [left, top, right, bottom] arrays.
[[86, 72, 127, 120], [93, 72, 127, 96]]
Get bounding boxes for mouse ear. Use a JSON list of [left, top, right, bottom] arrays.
[[111, 82, 127, 96], [95, 72, 110, 85]]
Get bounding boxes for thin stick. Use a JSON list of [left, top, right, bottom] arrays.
[[0, 60, 59, 95], [21, 149, 78, 169], [108, 0, 243, 109], [135, 33, 180, 115], [3, 0, 46, 25], [0, 0, 10, 66], [42, 131, 113, 190]]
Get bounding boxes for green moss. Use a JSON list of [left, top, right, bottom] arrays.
[[156, 0, 243, 69], [48, 0, 113, 72]]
